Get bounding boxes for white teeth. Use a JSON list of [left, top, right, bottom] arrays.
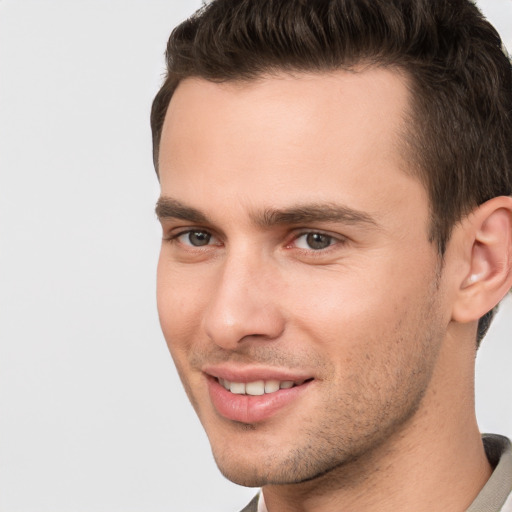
[[264, 380, 280, 393], [230, 382, 246, 394], [218, 378, 307, 395], [245, 380, 265, 396]]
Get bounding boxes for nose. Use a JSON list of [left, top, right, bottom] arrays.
[[202, 251, 285, 350]]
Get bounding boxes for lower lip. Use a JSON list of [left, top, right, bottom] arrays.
[[207, 377, 312, 424]]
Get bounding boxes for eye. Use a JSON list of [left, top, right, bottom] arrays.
[[176, 230, 219, 247], [293, 232, 336, 250]]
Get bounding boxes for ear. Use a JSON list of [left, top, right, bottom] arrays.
[[451, 196, 512, 324]]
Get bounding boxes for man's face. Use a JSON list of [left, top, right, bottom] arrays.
[[156, 70, 450, 486]]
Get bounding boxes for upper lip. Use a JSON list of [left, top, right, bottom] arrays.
[[203, 364, 314, 383]]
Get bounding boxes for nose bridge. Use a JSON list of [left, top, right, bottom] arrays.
[[202, 245, 284, 349]]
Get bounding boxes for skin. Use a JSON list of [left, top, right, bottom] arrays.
[[156, 69, 495, 511]]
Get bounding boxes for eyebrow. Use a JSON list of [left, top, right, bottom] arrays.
[[156, 197, 208, 223], [156, 196, 379, 228], [256, 204, 378, 228]]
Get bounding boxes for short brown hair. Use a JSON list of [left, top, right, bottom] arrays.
[[151, 0, 512, 343]]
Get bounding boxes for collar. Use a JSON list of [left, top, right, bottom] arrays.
[[466, 434, 512, 512]]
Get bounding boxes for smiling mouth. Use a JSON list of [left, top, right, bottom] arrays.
[[217, 378, 313, 396]]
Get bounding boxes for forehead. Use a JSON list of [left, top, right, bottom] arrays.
[[158, 69, 420, 218]]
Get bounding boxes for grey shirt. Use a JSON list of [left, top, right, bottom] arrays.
[[467, 435, 512, 512]]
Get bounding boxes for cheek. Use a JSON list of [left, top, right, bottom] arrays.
[[283, 253, 438, 360], [285, 268, 399, 331], [156, 258, 211, 409], [156, 257, 207, 354]]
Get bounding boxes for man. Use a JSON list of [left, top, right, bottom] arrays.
[[151, 0, 512, 510]]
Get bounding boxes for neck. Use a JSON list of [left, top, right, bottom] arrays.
[[262, 329, 491, 512]]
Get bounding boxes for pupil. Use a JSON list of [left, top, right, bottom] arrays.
[[189, 231, 211, 246], [306, 233, 331, 250]]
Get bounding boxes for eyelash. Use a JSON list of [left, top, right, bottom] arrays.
[[290, 231, 341, 251], [167, 229, 222, 248], [165, 228, 346, 253]]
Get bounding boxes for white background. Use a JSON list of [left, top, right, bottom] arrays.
[[0, 1, 511, 511]]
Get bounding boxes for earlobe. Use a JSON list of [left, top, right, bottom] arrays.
[[452, 196, 512, 324]]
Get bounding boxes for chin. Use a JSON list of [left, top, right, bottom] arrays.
[[209, 436, 353, 488]]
